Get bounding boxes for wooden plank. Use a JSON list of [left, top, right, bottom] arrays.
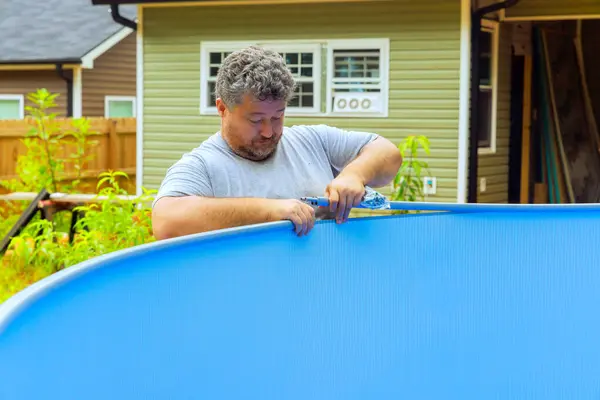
[[574, 20, 600, 154], [107, 119, 120, 170], [520, 53, 533, 204], [0, 167, 136, 183], [534, 183, 548, 204], [541, 29, 575, 203], [0, 191, 151, 204], [0, 117, 136, 137]]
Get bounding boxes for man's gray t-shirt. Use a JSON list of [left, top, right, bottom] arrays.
[[153, 124, 379, 215]]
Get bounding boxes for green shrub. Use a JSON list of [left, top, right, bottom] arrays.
[[391, 134, 432, 208], [0, 89, 156, 303]]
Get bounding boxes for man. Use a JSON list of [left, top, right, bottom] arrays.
[[152, 45, 402, 240]]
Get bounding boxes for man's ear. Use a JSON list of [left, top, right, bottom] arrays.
[[216, 98, 227, 117]]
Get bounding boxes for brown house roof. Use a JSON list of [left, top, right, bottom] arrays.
[[0, 0, 137, 65]]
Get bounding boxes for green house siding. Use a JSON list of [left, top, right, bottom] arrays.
[[141, 0, 462, 203], [478, 23, 512, 203], [506, 0, 600, 19]]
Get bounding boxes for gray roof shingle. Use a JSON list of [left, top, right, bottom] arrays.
[[0, 0, 137, 64]]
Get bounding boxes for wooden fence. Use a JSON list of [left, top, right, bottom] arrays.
[[0, 117, 136, 194]]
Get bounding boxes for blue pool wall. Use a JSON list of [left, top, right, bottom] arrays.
[[1, 209, 600, 399]]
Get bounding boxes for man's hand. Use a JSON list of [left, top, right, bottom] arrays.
[[325, 172, 365, 224], [271, 199, 316, 236]]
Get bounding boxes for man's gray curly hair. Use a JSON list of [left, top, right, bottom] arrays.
[[215, 45, 297, 109]]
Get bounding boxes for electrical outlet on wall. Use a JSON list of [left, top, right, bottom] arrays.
[[423, 177, 437, 195], [480, 177, 487, 193]]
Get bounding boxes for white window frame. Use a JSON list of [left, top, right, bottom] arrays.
[[199, 40, 322, 116], [104, 95, 137, 118], [325, 38, 390, 118], [478, 19, 499, 155], [200, 41, 255, 115], [0, 94, 24, 119]]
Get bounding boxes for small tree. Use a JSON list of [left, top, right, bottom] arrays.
[[0, 88, 99, 194], [391, 135, 431, 204]]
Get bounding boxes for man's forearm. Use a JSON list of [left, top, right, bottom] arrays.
[[152, 196, 278, 239], [340, 137, 403, 188]]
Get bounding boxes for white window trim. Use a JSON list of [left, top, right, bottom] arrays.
[[73, 67, 83, 118], [325, 38, 390, 118], [199, 38, 391, 118], [199, 40, 322, 116], [200, 41, 255, 115], [104, 95, 137, 118], [0, 94, 25, 119], [478, 19, 499, 155]]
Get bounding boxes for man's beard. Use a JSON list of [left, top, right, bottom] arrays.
[[233, 136, 280, 161]]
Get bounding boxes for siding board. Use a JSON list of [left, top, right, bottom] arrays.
[[142, 0, 462, 201], [82, 33, 137, 117], [0, 71, 70, 116]]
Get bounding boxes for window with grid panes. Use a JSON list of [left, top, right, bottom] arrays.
[[327, 39, 389, 116], [281, 51, 315, 109], [201, 45, 320, 114], [206, 51, 233, 108]]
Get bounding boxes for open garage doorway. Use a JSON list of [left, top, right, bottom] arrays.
[[509, 19, 600, 204]]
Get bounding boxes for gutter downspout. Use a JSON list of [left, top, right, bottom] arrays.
[[110, 4, 137, 30], [468, 0, 520, 203], [55, 64, 73, 117]]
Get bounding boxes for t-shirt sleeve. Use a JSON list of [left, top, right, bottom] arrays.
[[152, 152, 214, 208], [313, 124, 380, 175]]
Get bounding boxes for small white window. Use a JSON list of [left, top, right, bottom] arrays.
[[105, 96, 136, 118], [326, 39, 390, 117], [0, 95, 24, 120], [200, 41, 321, 115], [478, 20, 499, 154]]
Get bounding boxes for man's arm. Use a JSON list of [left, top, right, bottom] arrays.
[[316, 125, 402, 187], [151, 155, 316, 239], [153, 196, 316, 239], [337, 136, 403, 188], [316, 125, 402, 222], [154, 196, 267, 238]]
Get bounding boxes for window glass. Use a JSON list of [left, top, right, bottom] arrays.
[[479, 30, 493, 87], [108, 100, 134, 117], [206, 50, 316, 110], [0, 99, 21, 119], [478, 89, 492, 147]]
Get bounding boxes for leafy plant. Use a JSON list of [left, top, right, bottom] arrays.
[[0, 173, 155, 303], [391, 135, 432, 204], [0, 89, 155, 303], [69, 171, 156, 264], [1, 89, 64, 194], [0, 88, 100, 195], [61, 118, 101, 192]]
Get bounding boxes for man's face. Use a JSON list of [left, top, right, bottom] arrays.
[[216, 94, 286, 161]]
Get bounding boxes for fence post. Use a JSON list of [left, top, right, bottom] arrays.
[[107, 119, 120, 170]]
